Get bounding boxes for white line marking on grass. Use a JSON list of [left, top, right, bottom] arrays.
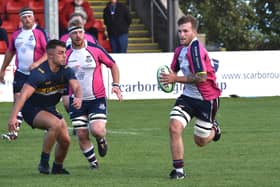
[[67, 127, 140, 135], [107, 130, 140, 135], [67, 127, 161, 135]]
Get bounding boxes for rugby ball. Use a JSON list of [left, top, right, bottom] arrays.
[[156, 65, 174, 93]]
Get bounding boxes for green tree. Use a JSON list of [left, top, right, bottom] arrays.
[[179, 0, 279, 50], [253, 0, 280, 49]]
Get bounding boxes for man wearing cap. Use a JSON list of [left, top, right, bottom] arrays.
[[0, 7, 48, 140], [65, 23, 122, 169]]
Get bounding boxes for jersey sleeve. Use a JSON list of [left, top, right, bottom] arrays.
[[171, 47, 183, 73], [95, 46, 115, 68], [25, 68, 46, 89], [64, 66, 77, 81], [8, 30, 19, 52], [188, 40, 207, 74]]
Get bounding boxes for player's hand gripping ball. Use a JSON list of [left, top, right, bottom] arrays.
[[157, 65, 174, 93]]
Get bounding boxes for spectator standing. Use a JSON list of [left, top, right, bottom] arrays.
[[0, 17, 9, 46], [60, 0, 98, 38], [103, 0, 131, 53]]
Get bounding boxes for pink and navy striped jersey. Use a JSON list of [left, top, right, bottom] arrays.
[[171, 38, 221, 101], [8, 24, 48, 75], [66, 40, 115, 99]]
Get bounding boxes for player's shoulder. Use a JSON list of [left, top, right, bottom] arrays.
[[32, 61, 48, 75], [87, 41, 100, 49], [62, 65, 75, 74], [174, 46, 184, 53], [63, 65, 72, 70], [87, 41, 110, 56], [33, 25, 49, 39], [189, 39, 206, 50], [34, 25, 45, 32], [12, 28, 22, 38]]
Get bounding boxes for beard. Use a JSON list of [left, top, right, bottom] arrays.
[[73, 39, 84, 48]]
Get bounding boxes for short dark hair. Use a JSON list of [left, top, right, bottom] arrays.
[[177, 15, 198, 31], [46, 39, 66, 51]]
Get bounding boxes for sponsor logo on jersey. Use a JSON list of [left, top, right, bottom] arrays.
[[86, 56, 93, 63]]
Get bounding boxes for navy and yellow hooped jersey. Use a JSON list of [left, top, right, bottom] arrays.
[[25, 61, 76, 107]]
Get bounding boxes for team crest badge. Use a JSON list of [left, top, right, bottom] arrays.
[[99, 103, 106, 110]]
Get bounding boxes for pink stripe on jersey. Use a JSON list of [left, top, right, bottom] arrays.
[[66, 42, 115, 99], [87, 44, 115, 98], [8, 26, 47, 70], [32, 28, 48, 61]]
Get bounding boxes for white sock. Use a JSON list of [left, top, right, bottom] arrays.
[[175, 168, 184, 173]]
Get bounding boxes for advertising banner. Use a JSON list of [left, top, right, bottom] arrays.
[[1, 51, 280, 102]]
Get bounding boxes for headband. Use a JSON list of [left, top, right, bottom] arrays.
[[68, 26, 84, 34], [19, 10, 34, 18]]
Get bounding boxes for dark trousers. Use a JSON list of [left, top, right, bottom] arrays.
[[109, 33, 128, 53]]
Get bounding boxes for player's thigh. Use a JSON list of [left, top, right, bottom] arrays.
[[87, 98, 107, 132], [193, 119, 213, 138], [193, 98, 219, 138], [13, 71, 28, 94], [22, 103, 63, 130], [169, 95, 193, 128], [32, 110, 63, 130], [69, 98, 88, 130], [56, 118, 71, 144], [88, 98, 107, 122]]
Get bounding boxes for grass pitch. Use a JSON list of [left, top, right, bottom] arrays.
[[0, 97, 280, 187]]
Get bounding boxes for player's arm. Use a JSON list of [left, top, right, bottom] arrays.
[[8, 84, 35, 131], [185, 40, 208, 83], [161, 69, 207, 85], [0, 50, 15, 83], [68, 79, 82, 109], [97, 48, 122, 100], [110, 63, 122, 101], [29, 53, 48, 70], [172, 72, 207, 84]]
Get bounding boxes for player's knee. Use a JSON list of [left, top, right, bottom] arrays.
[[76, 129, 89, 142], [90, 122, 106, 137], [89, 113, 107, 137], [61, 134, 71, 148], [169, 121, 184, 135], [58, 120, 71, 146], [48, 119, 61, 132], [194, 136, 208, 147]]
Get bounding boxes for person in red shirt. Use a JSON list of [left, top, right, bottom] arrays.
[[60, 0, 97, 38]]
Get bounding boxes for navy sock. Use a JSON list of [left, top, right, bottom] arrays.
[[52, 162, 63, 171], [40, 152, 50, 167]]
